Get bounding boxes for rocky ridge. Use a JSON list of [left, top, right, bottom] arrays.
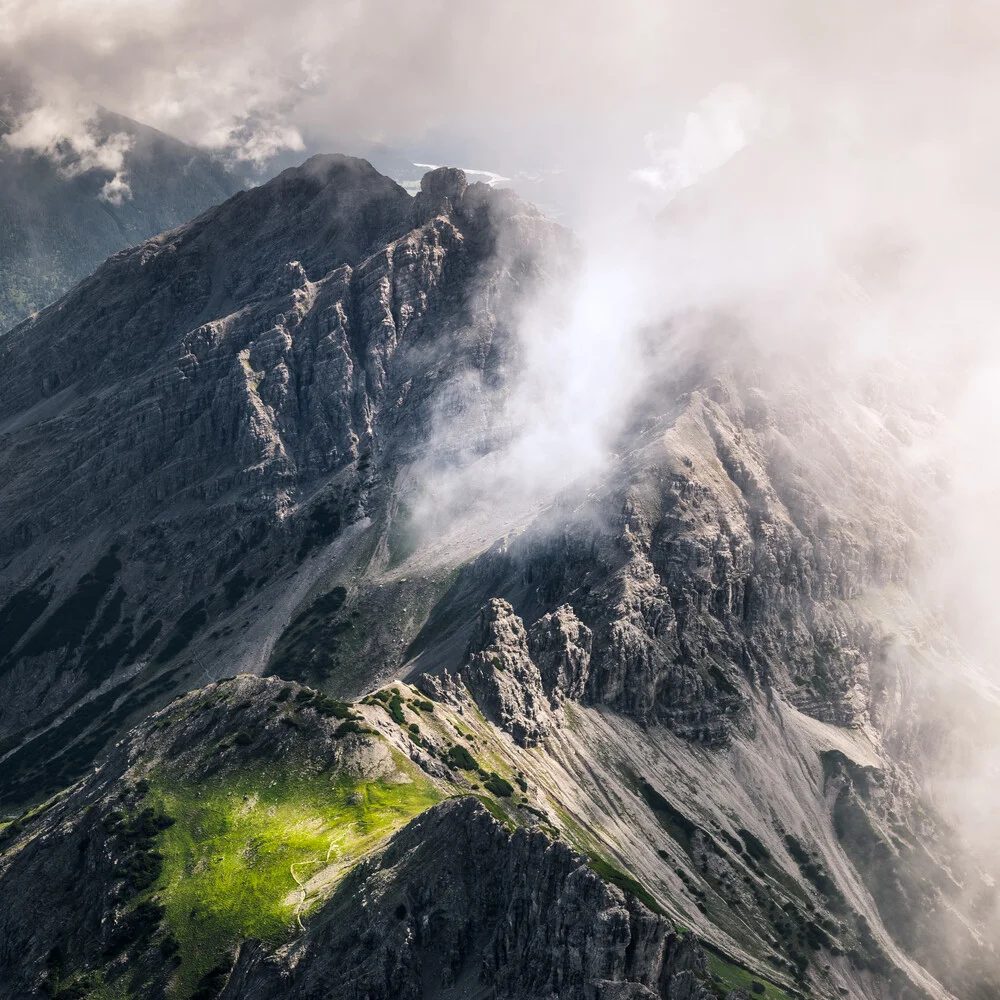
[[0, 675, 738, 1000], [0, 154, 997, 1000]]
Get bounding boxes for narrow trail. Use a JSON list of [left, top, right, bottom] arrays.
[[289, 835, 345, 930]]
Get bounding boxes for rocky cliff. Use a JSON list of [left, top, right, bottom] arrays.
[[0, 155, 565, 806], [0, 675, 733, 1000]]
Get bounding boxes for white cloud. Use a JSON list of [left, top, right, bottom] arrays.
[[632, 83, 761, 198], [3, 100, 135, 197]]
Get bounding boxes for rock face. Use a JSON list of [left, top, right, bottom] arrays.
[[461, 598, 550, 745], [222, 798, 717, 1000], [529, 604, 593, 705], [0, 155, 565, 806], [414, 372, 920, 744], [459, 599, 595, 743]]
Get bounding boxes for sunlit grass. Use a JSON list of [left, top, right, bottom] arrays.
[[149, 751, 440, 996]]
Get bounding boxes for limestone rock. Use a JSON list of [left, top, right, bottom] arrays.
[[529, 603, 593, 704], [462, 598, 550, 746], [0, 155, 567, 805]]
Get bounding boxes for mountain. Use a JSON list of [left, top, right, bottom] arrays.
[[1, 155, 998, 1000], [0, 109, 240, 332]]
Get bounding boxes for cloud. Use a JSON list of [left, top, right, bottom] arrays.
[[2, 98, 135, 198], [632, 84, 762, 199], [1, 0, 973, 170]]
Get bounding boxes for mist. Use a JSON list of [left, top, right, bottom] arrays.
[[8, 0, 1000, 918]]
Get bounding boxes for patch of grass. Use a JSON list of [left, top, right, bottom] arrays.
[[155, 599, 209, 665], [0, 569, 54, 666], [737, 827, 771, 862], [587, 856, 665, 916], [21, 550, 120, 658], [638, 779, 701, 855], [704, 947, 793, 1000], [474, 794, 514, 831], [148, 750, 440, 997]]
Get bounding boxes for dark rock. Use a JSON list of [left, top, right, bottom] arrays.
[[220, 798, 718, 1000]]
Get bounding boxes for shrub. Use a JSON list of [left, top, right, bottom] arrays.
[[484, 773, 514, 798], [333, 720, 368, 739], [443, 745, 478, 770], [387, 693, 406, 725], [313, 694, 356, 719], [737, 828, 771, 862]]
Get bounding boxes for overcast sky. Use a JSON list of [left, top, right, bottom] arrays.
[[4, 0, 996, 185]]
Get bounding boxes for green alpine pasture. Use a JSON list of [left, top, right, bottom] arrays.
[[146, 748, 440, 997]]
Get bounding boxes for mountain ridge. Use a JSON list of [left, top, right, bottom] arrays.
[[0, 106, 242, 333], [1, 154, 998, 1000]]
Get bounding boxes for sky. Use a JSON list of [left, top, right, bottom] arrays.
[[4, 0, 992, 181]]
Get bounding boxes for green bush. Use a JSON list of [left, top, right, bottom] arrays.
[[313, 694, 356, 719], [387, 693, 406, 725], [333, 720, 368, 739], [484, 773, 514, 797], [443, 745, 479, 770]]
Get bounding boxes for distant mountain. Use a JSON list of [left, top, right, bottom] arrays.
[[0, 109, 240, 332]]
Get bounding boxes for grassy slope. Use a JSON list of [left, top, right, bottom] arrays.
[[148, 750, 440, 997], [705, 949, 795, 1000]]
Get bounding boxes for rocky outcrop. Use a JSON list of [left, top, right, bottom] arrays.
[[221, 798, 720, 1000], [412, 371, 923, 745], [462, 598, 550, 746], [529, 604, 593, 704]]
